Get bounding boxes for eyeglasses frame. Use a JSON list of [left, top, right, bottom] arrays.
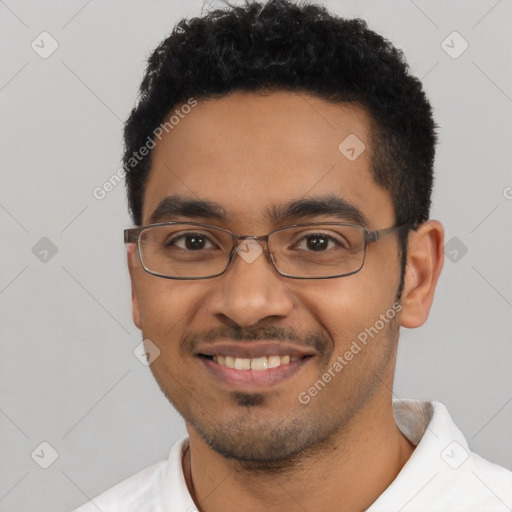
[[124, 221, 410, 280]]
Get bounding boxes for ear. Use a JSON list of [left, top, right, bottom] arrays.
[[399, 220, 444, 328], [127, 244, 142, 330]]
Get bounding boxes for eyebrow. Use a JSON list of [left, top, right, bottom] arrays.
[[149, 194, 369, 227], [149, 196, 228, 224], [267, 195, 369, 227]]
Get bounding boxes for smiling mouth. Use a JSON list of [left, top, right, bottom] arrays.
[[197, 352, 314, 388], [200, 354, 309, 371]]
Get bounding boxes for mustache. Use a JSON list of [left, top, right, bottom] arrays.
[[181, 325, 329, 355]]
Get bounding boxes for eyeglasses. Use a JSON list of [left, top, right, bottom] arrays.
[[124, 222, 409, 280]]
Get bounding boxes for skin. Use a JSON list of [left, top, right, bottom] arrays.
[[128, 91, 444, 512]]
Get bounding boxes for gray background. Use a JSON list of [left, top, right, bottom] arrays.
[[0, 1, 511, 511]]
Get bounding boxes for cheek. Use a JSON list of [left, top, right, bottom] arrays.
[[296, 274, 395, 352], [135, 277, 214, 337]]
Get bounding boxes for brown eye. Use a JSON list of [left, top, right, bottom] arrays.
[[305, 235, 330, 251], [167, 232, 215, 250]]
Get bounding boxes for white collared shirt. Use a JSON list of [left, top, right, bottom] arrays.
[[74, 400, 512, 511]]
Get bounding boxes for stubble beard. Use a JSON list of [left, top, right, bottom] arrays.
[[157, 316, 400, 474]]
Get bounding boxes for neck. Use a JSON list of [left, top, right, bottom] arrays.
[[183, 397, 415, 512]]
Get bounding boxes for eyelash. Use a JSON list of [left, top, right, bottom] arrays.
[[166, 232, 347, 251]]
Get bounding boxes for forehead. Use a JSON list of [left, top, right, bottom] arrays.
[[143, 91, 393, 230]]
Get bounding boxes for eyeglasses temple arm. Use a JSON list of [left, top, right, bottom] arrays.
[[124, 229, 139, 244], [366, 224, 410, 243]]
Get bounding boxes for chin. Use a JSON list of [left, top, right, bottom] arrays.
[[189, 409, 342, 474]]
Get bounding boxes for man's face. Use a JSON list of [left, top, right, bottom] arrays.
[[128, 91, 403, 463]]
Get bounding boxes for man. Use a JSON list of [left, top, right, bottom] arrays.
[[75, 1, 512, 510]]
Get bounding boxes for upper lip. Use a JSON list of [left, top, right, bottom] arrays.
[[195, 341, 316, 359]]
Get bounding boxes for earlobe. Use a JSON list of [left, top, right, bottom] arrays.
[[399, 220, 444, 328], [127, 245, 142, 330]]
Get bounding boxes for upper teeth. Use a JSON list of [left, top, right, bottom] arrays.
[[212, 355, 299, 370]]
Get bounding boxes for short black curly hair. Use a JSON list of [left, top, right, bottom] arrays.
[[123, 0, 436, 236]]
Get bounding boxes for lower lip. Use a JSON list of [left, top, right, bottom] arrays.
[[198, 356, 312, 389]]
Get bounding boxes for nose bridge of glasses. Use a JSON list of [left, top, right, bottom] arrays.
[[233, 232, 270, 244], [232, 233, 272, 262]]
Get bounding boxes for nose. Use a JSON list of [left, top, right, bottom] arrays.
[[205, 240, 295, 327]]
